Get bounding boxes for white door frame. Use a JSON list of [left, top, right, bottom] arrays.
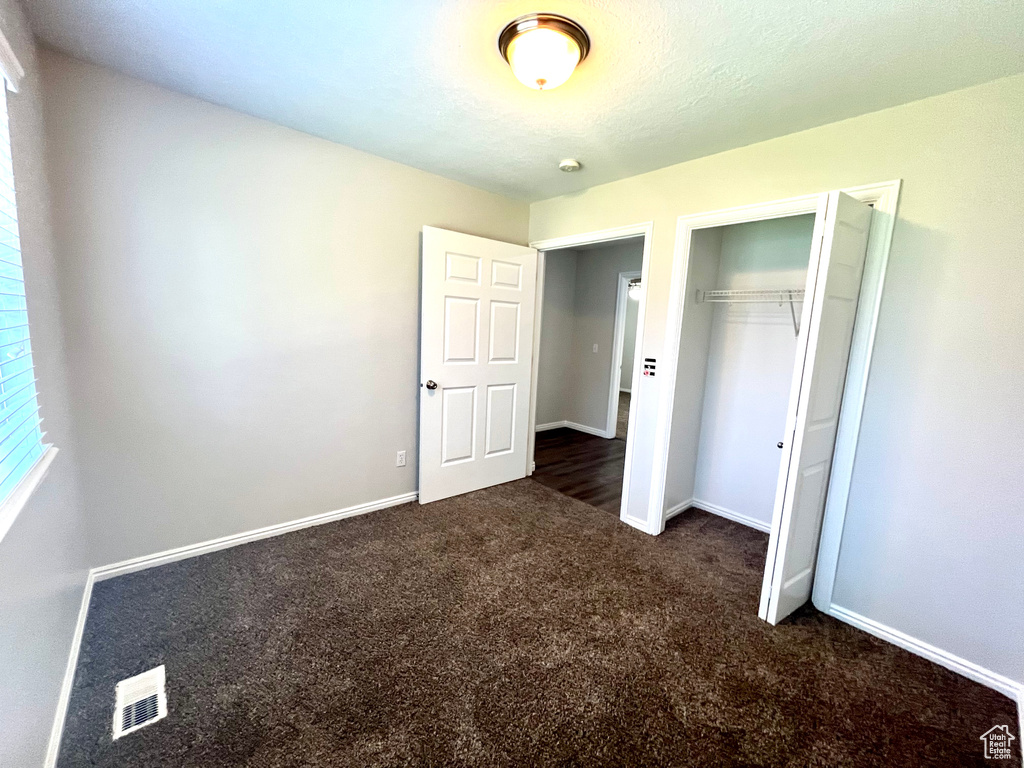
[[527, 223, 654, 526], [418, 226, 538, 504], [652, 180, 900, 612], [608, 270, 641, 437]]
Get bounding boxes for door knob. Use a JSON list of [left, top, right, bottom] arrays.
[[777, 442, 784, 449], [425, 380, 438, 390]]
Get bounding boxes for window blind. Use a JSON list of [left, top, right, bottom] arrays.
[[0, 88, 45, 503]]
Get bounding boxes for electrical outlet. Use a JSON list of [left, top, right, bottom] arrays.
[[592, 343, 599, 353], [396, 450, 407, 467]]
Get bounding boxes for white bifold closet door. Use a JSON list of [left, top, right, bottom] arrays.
[[759, 191, 873, 625], [419, 226, 537, 504]]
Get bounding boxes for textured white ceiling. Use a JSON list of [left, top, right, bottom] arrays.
[[25, 0, 1024, 200]]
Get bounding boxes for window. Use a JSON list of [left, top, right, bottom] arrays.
[[0, 88, 46, 504]]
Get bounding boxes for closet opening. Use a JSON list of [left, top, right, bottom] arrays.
[[662, 213, 816, 535], [653, 187, 895, 625], [528, 233, 648, 516]]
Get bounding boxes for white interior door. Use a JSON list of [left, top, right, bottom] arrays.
[[759, 191, 873, 624], [419, 226, 537, 504]]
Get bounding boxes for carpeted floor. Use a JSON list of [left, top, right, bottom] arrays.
[[58, 480, 1019, 767]]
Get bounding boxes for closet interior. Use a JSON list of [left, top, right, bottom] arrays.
[[663, 213, 817, 532]]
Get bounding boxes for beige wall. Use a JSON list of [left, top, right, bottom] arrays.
[[40, 51, 529, 568], [530, 74, 1024, 687], [0, 10, 90, 768]]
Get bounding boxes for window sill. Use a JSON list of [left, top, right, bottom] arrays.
[[0, 445, 59, 546]]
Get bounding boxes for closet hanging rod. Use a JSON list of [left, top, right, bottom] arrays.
[[696, 288, 806, 304], [696, 288, 805, 337]]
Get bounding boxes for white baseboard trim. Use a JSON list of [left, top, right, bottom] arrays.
[[828, 604, 1024, 705], [619, 387, 631, 394], [621, 513, 648, 533], [92, 491, 418, 582], [535, 420, 568, 432], [566, 421, 612, 438], [535, 420, 613, 439], [44, 571, 94, 768], [691, 498, 772, 532], [664, 498, 694, 520]]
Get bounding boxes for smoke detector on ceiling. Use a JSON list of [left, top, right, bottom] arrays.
[[559, 159, 581, 173]]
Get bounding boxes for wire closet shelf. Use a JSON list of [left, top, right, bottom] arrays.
[[696, 288, 806, 336], [696, 288, 805, 304]]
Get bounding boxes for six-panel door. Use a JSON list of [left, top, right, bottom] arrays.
[[419, 227, 537, 504]]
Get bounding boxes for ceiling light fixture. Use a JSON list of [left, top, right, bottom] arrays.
[[498, 13, 590, 91], [628, 278, 642, 299]]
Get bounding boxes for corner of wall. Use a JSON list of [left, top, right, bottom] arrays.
[[0, 6, 93, 767]]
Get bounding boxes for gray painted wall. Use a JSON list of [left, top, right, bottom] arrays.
[[0, 8, 90, 768], [40, 51, 530, 568], [567, 240, 644, 430], [535, 250, 577, 426], [535, 239, 643, 432]]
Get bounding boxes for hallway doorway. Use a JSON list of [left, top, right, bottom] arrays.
[[530, 235, 645, 513]]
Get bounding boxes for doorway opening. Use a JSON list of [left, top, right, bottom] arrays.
[[528, 231, 650, 516]]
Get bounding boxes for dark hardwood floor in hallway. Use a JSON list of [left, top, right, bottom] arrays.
[[532, 428, 625, 514]]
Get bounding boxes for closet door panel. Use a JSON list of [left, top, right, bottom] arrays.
[[759, 191, 873, 625]]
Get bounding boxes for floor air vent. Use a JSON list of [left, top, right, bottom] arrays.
[[113, 665, 167, 739]]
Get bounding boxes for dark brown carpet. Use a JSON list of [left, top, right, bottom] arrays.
[[58, 479, 1019, 767]]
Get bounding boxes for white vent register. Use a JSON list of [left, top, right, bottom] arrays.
[[113, 665, 167, 739]]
